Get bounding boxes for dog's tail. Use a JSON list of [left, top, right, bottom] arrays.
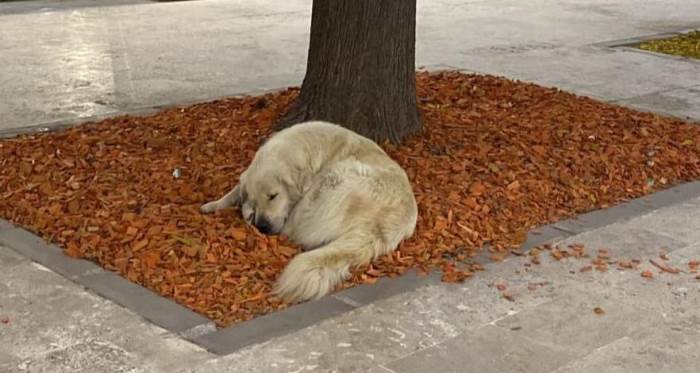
[[273, 234, 388, 303]]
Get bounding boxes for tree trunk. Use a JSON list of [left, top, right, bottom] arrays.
[[275, 0, 421, 144]]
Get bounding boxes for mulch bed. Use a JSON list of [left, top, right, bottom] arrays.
[[2, 71, 700, 327]]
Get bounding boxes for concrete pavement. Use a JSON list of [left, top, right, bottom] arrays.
[[1, 0, 699, 135], [1, 0, 700, 372]]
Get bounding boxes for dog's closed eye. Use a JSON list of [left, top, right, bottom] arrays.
[[268, 193, 278, 201]]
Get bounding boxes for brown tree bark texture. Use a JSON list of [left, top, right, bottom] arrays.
[[276, 0, 421, 144]]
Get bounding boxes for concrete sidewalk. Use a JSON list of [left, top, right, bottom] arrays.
[[1, 0, 700, 372], [0, 0, 699, 135]]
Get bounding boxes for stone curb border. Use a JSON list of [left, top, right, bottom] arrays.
[[2, 180, 700, 355], [593, 27, 700, 67]]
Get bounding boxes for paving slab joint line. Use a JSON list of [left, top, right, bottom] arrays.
[[549, 225, 577, 235]]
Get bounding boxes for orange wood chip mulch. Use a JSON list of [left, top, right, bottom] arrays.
[[2, 71, 700, 327]]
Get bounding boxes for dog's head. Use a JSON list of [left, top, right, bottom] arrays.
[[235, 159, 305, 235]]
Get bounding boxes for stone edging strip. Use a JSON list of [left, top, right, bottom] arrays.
[[593, 27, 700, 67], [2, 180, 700, 355]]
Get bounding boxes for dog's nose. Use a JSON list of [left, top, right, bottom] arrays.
[[255, 218, 272, 235]]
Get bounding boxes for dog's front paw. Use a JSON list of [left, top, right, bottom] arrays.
[[200, 201, 219, 214]]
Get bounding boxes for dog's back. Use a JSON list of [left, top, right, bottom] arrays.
[[271, 121, 418, 303]]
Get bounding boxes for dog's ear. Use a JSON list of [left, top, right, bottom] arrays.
[[232, 170, 250, 206], [278, 166, 309, 202], [230, 183, 243, 206]]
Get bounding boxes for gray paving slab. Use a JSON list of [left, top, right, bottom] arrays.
[[385, 324, 577, 373], [13, 339, 145, 373], [78, 271, 214, 336], [456, 45, 700, 103], [194, 296, 354, 355], [554, 325, 700, 373], [0, 353, 22, 373], [519, 224, 571, 250], [552, 222, 688, 260], [0, 245, 28, 267], [634, 181, 700, 209], [598, 243, 700, 316], [553, 200, 654, 234], [0, 277, 78, 359], [0, 219, 14, 231], [495, 289, 658, 353], [617, 85, 700, 122], [1, 0, 700, 132], [626, 196, 700, 245], [0, 248, 212, 370], [0, 227, 102, 280], [0, 0, 150, 15], [189, 279, 555, 373], [331, 270, 440, 308], [0, 0, 310, 131]]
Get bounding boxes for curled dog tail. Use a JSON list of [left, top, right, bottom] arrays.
[[274, 234, 386, 303]]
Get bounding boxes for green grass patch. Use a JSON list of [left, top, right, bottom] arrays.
[[636, 30, 700, 60]]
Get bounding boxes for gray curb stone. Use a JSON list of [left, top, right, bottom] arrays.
[[0, 222, 213, 337], [635, 181, 700, 208], [520, 225, 571, 250], [0, 219, 14, 231], [77, 271, 214, 335], [331, 270, 442, 308], [553, 201, 654, 234], [192, 296, 355, 355], [0, 226, 102, 280]]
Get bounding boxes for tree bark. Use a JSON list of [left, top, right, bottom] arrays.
[[275, 0, 421, 144]]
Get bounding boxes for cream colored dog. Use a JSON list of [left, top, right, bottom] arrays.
[[201, 121, 418, 303]]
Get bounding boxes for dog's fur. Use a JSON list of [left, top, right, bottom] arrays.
[[201, 121, 418, 303]]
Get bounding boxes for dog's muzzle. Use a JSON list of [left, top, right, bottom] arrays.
[[254, 217, 273, 235]]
